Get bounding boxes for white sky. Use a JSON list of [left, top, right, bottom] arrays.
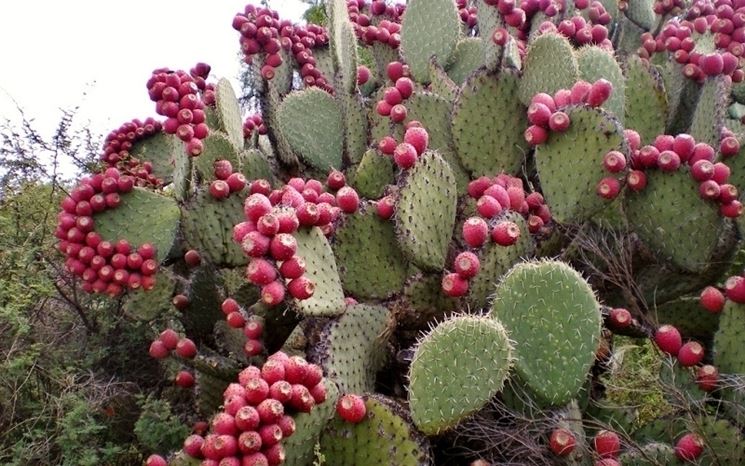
[[0, 1, 308, 151]]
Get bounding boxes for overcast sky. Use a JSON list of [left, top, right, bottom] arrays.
[[0, 1, 308, 148]]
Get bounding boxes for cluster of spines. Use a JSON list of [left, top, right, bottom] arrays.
[[55, 168, 158, 295], [221, 297, 266, 358], [232, 5, 332, 91], [244, 114, 267, 138], [210, 160, 248, 200], [524, 79, 613, 146], [100, 117, 164, 186], [146, 64, 213, 156], [374, 61, 416, 125], [234, 172, 360, 306]]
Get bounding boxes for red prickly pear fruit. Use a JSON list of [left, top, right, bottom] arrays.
[[654, 324, 682, 355], [603, 151, 627, 173], [172, 294, 189, 311], [675, 433, 705, 461], [145, 455, 168, 466], [657, 150, 681, 171], [278, 414, 296, 437], [244, 338, 264, 357], [570, 80, 592, 104], [524, 125, 549, 145], [383, 86, 403, 106], [270, 233, 297, 261], [548, 111, 571, 132], [221, 298, 240, 315], [696, 364, 719, 391], [184, 249, 201, 267], [387, 61, 405, 82], [453, 251, 480, 279], [227, 311, 246, 328], [290, 384, 315, 412], [261, 281, 286, 306], [310, 382, 327, 404], [149, 340, 170, 359], [336, 394, 367, 423], [691, 160, 715, 182], [484, 184, 511, 208], [527, 102, 552, 127], [609, 308, 632, 329], [624, 129, 641, 151], [233, 221, 256, 244], [638, 145, 660, 168], [531, 92, 557, 112], [304, 364, 324, 387], [721, 200, 743, 218], [492, 27, 510, 45], [711, 162, 731, 184], [395, 77, 414, 99], [257, 398, 285, 425], [390, 104, 408, 123], [462, 217, 489, 248], [527, 214, 544, 233], [549, 428, 576, 456], [227, 173, 247, 193], [376, 100, 392, 116], [376, 195, 396, 219], [183, 434, 205, 457], [269, 380, 293, 404], [279, 256, 306, 279], [441, 272, 469, 297], [327, 169, 346, 190], [596, 177, 620, 199], [477, 195, 503, 218], [176, 338, 198, 358], [250, 179, 272, 196], [245, 377, 271, 405], [725, 275, 745, 302], [276, 210, 300, 233], [235, 406, 260, 433], [159, 328, 180, 350], [378, 136, 397, 155], [586, 79, 613, 107], [256, 213, 280, 236], [357, 65, 371, 85], [626, 170, 647, 192], [242, 452, 269, 466], [244, 194, 272, 222], [404, 127, 429, 155], [336, 186, 360, 213], [283, 356, 309, 384], [700, 286, 725, 313], [673, 134, 696, 161], [243, 319, 264, 340], [264, 442, 286, 465], [719, 184, 738, 204], [288, 276, 315, 300], [690, 143, 716, 165], [394, 142, 418, 169], [175, 370, 195, 388], [214, 159, 233, 180], [701, 53, 724, 76], [237, 431, 262, 455], [653, 134, 674, 152], [247, 258, 278, 285], [593, 430, 620, 458], [491, 221, 521, 246], [678, 341, 705, 367], [720, 136, 740, 157]]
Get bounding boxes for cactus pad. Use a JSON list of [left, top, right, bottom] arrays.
[[319, 394, 432, 466], [518, 33, 579, 106], [395, 151, 458, 271], [408, 315, 513, 435], [328, 0, 358, 94], [619, 443, 678, 466], [215, 78, 244, 150], [714, 301, 745, 374], [689, 76, 728, 148], [311, 303, 390, 394], [398, 273, 459, 328], [653, 296, 720, 341], [193, 132, 241, 181], [291, 227, 345, 317], [490, 260, 602, 406], [623, 0, 655, 30], [129, 132, 181, 183], [342, 93, 369, 165], [349, 149, 394, 199], [240, 148, 274, 183], [400, 0, 460, 83], [625, 169, 725, 273], [475, 0, 505, 70], [535, 106, 626, 223], [690, 416, 745, 465], [447, 38, 484, 85], [624, 55, 668, 144], [94, 187, 179, 263], [577, 46, 625, 124], [276, 89, 344, 170], [282, 380, 340, 466], [123, 270, 176, 320], [332, 207, 408, 299], [452, 69, 528, 177], [428, 59, 459, 102], [183, 264, 224, 339]]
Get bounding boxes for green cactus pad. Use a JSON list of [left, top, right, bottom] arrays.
[[446, 38, 484, 85], [123, 270, 176, 321], [172, 139, 192, 201], [663, 61, 703, 135], [624, 55, 668, 144], [349, 149, 394, 199], [490, 260, 602, 406], [319, 394, 432, 466], [94, 187, 179, 263], [475, 0, 505, 70], [314, 47, 336, 84], [451, 69, 528, 177], [400, 0, 460, 83], [625, 169, 725, 273], [291, 227, 345, 317], [404, 91, 470, 193], [632, 415, 687, 444], [220, 267, 260, 307], [183, 264, 224, 339], [690, 416, 745, 465], [518, 33, 579, 106], [689, 76, 728, 148], [408, 315, 513, 435], [268, 48, 294, 97], [395, 151, 458, 271], [623, 0, 655, 30], [215, 78, 244, 150], [332, 207, 408, 299], [311, 303, 390, 393], [193, 131, 241, 181], [428, 59, 459, 102], [653, 296, 720, 341], [619, 443, 679, 466], [398, 273, 459, 328], [535, 106, 626, 223], [129, 132, 181, 183], [714, 301, 745, 374], [327, 0, 358, 94], [468, 213, 535, 311], [276, 89, 344, 170], [283, 380, 340, 466], [342, 93, 368, 165], [659, 362, 707, 405], [265, 86, 300, 167], [577, 46, 625, 124], [240, 148, 274, 183], [371, 42, 400, 84]]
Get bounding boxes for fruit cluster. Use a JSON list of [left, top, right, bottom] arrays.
[[148, 329, 198, 389], [244, 114, 267, 138], [100, 117, 164, 186], [551, 11, 612, 49], [651, 0, 685, 15], [232, 5, 332, 91], [374, 61, 415, 124], [55, 169, 158, 295], [456, 0, 478, 29], [221, 297, 266, 358], [347, 0, 405, 47], [147, 67, 211, 156], [378, 124, 429, 170], [210, 160, 248, 200], [235, 172, 360, 306]]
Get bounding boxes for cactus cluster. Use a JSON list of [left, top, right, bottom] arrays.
[[57, 0, 745, 465]]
